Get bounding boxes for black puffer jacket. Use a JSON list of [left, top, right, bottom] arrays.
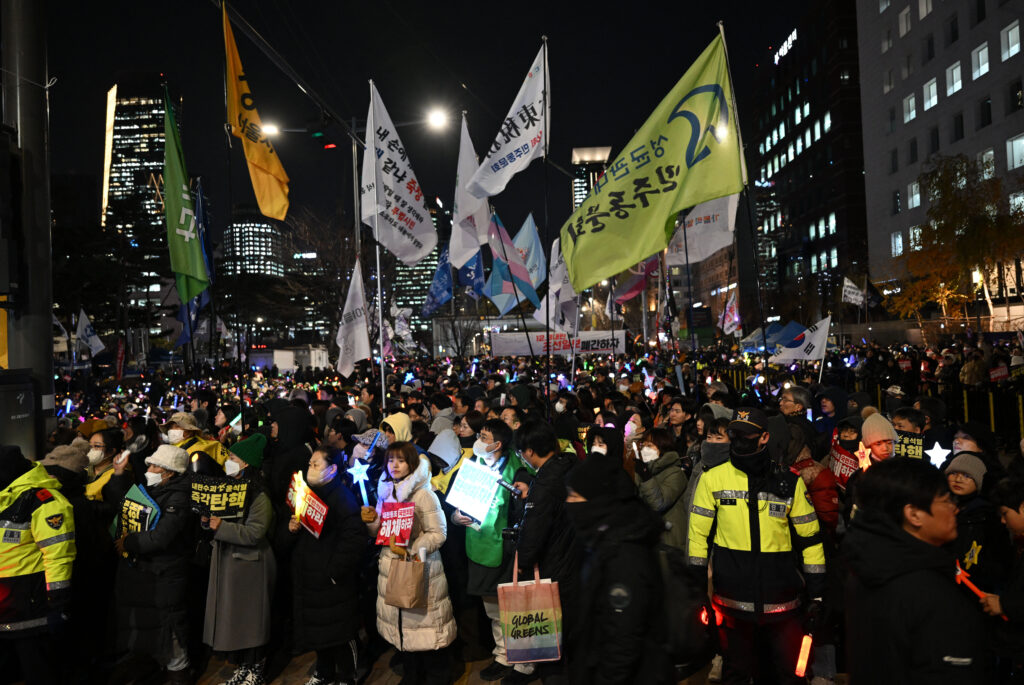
[[843, 508, 988, 684], [265, 405, 316, 504], [570, 497, 674, 685], [945, 493, 1012, 593], [115, 474, 195, 662], [288, 476, 367, 652]]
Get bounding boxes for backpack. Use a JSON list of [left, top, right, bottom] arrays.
[[656, 543, 717, 679]]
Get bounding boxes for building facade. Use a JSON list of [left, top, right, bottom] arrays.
[[223, 208, 286, 278], [856, 0, 1023, 287], [751, 0, 869, 321], [570, 147, 612, 210]]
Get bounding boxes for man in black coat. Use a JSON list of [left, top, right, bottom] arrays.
[[843, 458, 988, 684], [512, 421, 582, 684]]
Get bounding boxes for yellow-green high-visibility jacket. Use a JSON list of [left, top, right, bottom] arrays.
[[688, 459, 825, 616], [0, 463, 76, 635]]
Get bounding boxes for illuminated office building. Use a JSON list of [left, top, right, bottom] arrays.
[[392, 201, 446, 334], [570, 147, 612, 209], [223, 208, 286, 278]]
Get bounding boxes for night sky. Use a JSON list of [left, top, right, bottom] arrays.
[[48, 0, 810, 246]]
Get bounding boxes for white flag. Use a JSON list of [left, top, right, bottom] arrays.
[[467, 43, 549, 199], [450, 115, 490, 268], [360, 81, 438, 266], [336, 262, 372, 377], [721, 290, 740, 335], [665, 193, 739, 265], [842, 276, 866, 306], [769, 316, 831, 363], [75, 308, 106, 355]]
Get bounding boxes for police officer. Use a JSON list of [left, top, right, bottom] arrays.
[[0, 445, 77, 684], [688, 408, 826, 684]]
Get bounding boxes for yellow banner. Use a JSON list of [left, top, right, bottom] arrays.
[[223, 4, 290, 220]]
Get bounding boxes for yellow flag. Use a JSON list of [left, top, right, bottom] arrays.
[[223, 4, 290, 220]]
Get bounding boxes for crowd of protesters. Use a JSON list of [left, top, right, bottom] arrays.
[[5, 335, 1024, 685]]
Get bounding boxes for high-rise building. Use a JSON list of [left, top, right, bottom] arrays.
[[570, 147, 612, 209], [392, 201, 445, 334], [751, 0, 869, 320], [223, 208, 286, 277], [101, 75, 176, 324], [856, 0, 1023, 285]]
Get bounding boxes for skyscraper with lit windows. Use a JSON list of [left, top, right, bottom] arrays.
[[570, 147, 611, 209], [223, 208, 286, 277]]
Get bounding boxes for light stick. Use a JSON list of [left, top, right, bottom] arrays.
[[348, 459, 371, 506], [956, 560, 1007, 621], [794, 634, 813, 677]]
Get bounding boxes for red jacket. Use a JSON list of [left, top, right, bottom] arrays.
[[794, 457, 841, 540]]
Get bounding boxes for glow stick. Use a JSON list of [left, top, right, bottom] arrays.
[[956, 560, 1008, 621], [348, 459, 371, 506], [795, 634, 813, 677]]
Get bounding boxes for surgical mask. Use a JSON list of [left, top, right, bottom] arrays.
[[700, 441, 731, 463], [555, 401, 566, 414], [473, 439, 496, 460], [87, 448, 105, 466], [307, 464, 337, 487], [224, 460, 242, 477], [145, 471, 164, 487], [591, 444, 607, 455], [640, 446, 659, 463], [167, 429, 184, 444]]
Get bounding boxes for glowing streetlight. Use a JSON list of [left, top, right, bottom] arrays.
[[262, 123, 280, 136], [427, 109, 448, 130]]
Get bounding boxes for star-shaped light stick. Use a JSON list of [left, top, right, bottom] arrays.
[[925, 441, 952, 468], [855, 442, 872, 470], [348, 459, 371, 506]]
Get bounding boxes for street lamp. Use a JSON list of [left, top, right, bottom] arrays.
[[427, 108, 448, 130]]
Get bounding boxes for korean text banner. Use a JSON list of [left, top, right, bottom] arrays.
[[223, 4, 290, 221], [375, 502, 416, 547], [360, 81, 438, 266], [559, 34, 746, 292], [490, 330, 626, 357]]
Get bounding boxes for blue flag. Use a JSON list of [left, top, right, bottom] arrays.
[[421, 245, 453, 318], [485, 260, 518, 316], [457, 251, 486, 299], [514, 213, 546, 289], [174, 289, 210, 348]]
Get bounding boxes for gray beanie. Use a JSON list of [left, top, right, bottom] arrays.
[[945, 453, 987, 487], [862, 413, 897, 447]]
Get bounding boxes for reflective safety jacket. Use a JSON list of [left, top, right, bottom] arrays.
[[0, 463, 76, 635], [688, 459, 825, 616]]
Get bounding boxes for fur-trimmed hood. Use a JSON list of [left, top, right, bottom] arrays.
[[377, 452, 431, 503]]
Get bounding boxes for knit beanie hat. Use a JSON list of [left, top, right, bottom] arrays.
[[945, 453, 987, 487], [41, 444, 89, 476], [861, 413, 897, 447], [229, 433, 267, 469], [145, 445, 188, 474]]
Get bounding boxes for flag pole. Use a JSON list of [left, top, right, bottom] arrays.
[[718, 21, 770, 359], [541, 35, 551, 417]]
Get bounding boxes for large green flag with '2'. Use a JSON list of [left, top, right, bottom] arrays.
[[163, 90, 210, 303], [560, 33, 746, 292]]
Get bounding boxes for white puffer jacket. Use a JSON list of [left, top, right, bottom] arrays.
[[367, 456, 456, 652]]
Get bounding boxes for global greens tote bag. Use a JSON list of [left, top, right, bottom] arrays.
[[497, 552, 563, 663]]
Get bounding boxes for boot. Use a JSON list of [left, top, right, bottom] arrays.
[[242, 660, 266, 685], [218, 664, 250, 685]]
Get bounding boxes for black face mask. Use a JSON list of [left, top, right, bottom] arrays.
[[731, 433, 763, 457], [700, 441, 731, 464], [838, 438, 860, 454]]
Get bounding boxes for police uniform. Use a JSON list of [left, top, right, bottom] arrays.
[[688, 408, 825, 684], [0, 462, 76, 681]]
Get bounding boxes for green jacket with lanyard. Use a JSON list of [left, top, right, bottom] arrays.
[[465, 451, 524, 568]]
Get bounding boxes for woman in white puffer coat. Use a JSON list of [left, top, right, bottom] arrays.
[[361, 441, 456, 684]]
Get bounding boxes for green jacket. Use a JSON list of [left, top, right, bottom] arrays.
[[465, 452, 524, 567], [635, 450, 688, 550]]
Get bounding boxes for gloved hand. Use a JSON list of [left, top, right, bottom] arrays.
[[803, 598, 824, 634], [360, 506, 377, 523], [389, 535, 408, 559], [634, 458, 653, 481]]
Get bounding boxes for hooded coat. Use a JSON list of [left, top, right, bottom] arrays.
[[368, 457, 456, 652], [634, 450, 688, 550], [843, 508, 988, 684], [382, 412, 413, 442], [814, 386, 848, 437], [266, 405, 316, 504], [428, 407, 456, 435]]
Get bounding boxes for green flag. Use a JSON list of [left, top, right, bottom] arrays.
[[163, 91, 209, 303], [560, 32, 746, 292]]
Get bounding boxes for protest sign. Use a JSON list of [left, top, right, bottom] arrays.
[[191, 474, 248, 518], [115, 484, 161, 543], [490, 329, 626, 357], [286, 471, 328, 538], [375, 501, 416, 547], [827, 439, 859, 490], [990, 365, 1009, 382], [445, 457, 501, 523], [894, 430, 925, 459]]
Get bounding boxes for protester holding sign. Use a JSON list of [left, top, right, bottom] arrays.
[[202, 434, 276, 685], [362, 441, 455, 683], [111, 444, 195, 685], [284, 447, 367, 685]]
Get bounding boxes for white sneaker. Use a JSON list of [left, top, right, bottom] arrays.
[[707, 654, 723, 682]]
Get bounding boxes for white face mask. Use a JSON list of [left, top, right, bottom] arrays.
[[167, 429, 184, 444], [591, 444, 607, 455], [87, 448, 105, 466], [554, 401, 566, 414], [145, 471, 164, 487], [307, 464, 336, 487], [472, 439, 496, 460], [640, 446, 660, 463], [224, 460, 242, 477]]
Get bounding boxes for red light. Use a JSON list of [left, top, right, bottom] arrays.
[[795, 634, 813, 677], [699, 607, 709, 625], [323, 143, 337, 149]]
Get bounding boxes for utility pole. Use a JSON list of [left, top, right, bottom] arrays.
[[2, 0, 54, 457]]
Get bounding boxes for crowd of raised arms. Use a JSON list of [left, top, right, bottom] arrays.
[[7, 336, 1024, 685]]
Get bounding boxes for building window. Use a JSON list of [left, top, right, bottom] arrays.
[[880, 0, 890, 11], [809, 222, 816, 240], [973, 0, 987, 24], [972, 43, 990, 79], [805, 129, 812, 148], [891, 231, 904, 256], [1011, 191, 1024, 214], [831, 248, 839, 268], [1008, 133, 1024, 170], [803, 102, 810, 117], [924, 34, 936, 63], [904, 93, 918, 122], [946, 14, 959, 45], [882, 29, 893, 53], [893, 189, 902, 214], [883, 69, 894, 94], [888, 106, 897, 133], [899, 7, 912, 36], [910, 225, 923, 250], [908, 181, 921, 208], [919, 0, 933, 18], [952, 112, 965, 141], [1010, 79, 1024, 113], [814, 121, 822, 141], [909, 137, 919, 163], [946, 61, 962, 95], [824, 112, 832, 132], [1002, 20, 1021, 61], [841, 69, 851, 84], [978, 147, 995, 178], [829, 212, 837, 235], [890, 148, 899, 173], [902, 53, 915, 79], [923, 78, 938, 109], [978, 96, 992, 128], [811, 255, 819, 273]]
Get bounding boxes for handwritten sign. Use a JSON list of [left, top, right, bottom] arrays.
[[191, 475, 248, 518], [286, 471, 328, 538], [375, 501, 416, 547], [894, 430, 925, 459], [446, 457, 501, 523]]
